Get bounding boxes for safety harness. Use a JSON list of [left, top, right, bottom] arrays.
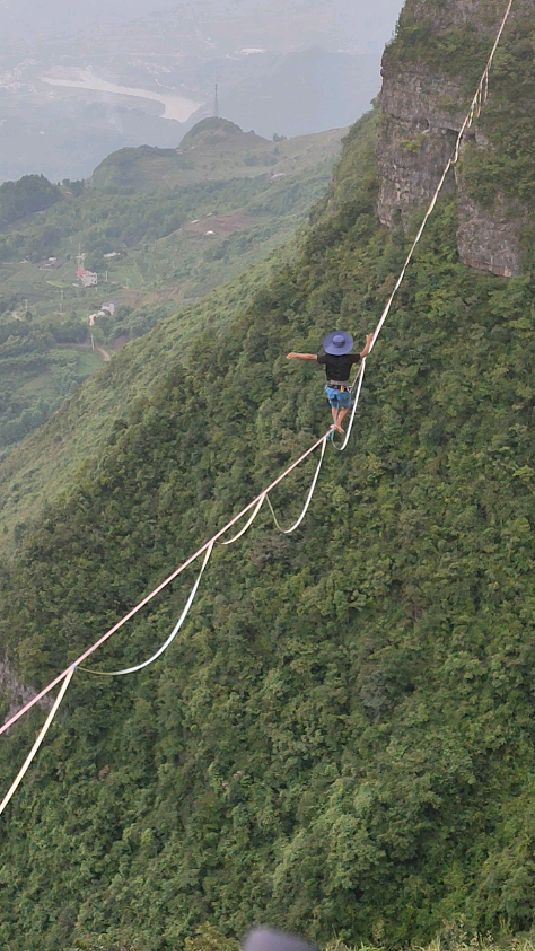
[[328, 379, 352, 391]]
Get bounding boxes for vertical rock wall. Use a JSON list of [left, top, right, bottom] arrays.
[[377, 0, 532, 277]]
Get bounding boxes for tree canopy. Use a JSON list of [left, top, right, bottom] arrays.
[[0, 6, 534, 949]]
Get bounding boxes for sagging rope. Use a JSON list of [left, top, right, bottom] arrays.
[[338, 0, 514, 452], [267, 437, 327, 534], [0, 0, 515, 815], [82, 439, 327, 676], [222, 494, 267, 546], [0, 433, 327, 738], [82, 440, 327, 677], [0, 667, 74, 817], [80, 542, 214, 677]]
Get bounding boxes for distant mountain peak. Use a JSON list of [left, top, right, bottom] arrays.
[[180, 117, 267, 150]]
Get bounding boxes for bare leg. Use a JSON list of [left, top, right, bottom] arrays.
[[334, 408, 349, 433], [331, 406, 338, 427]]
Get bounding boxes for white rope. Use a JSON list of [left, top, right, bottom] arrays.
[[1, 434, 328, 734], [82, 542, 214, 677], [336, 0, 514, 452], [335, 358, 367, 452], [267, 437, 327, 534], [370, 0, 513, 353], [0, 0, 515, 735], [222, 493, 266, 546], [0, 667, 74, 817]]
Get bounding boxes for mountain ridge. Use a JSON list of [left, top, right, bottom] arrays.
[[0, 119, 344, 485], [0, 1, 534, 947]]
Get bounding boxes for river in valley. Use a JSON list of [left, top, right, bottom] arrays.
[[42, 69, 202, 123]]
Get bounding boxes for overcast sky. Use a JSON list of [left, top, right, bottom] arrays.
[[0, 0, 403, 51]]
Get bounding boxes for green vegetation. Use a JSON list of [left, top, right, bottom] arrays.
[[0, 84, 534, 948], [0, 121, 343, 455], [0, 174, 62, 226], [382, 0, 535, 102], [0, 7, 534, 948], [383, 18, 490, 88], [401, 133, 427, 153], [0, 260, 278, 548], [0, 344, 101, 448], [67, 932, 535, 951], [0, 314, 101, 454], [462, 22, 535, 212]]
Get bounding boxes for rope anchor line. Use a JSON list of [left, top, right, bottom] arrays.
[[0, 667, 75, 817], [81, 541, 214, 677], [267, 437, 327, 534], [0, 0, 515, 820], [339, 0, 513, 452]]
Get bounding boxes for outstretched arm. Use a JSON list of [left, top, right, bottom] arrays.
[[287, 352, 318, 361], [359, 334, 374, 358]]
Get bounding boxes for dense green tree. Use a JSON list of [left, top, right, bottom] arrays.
[[0, 174, 63, 226], [0, 7, 534, 950]]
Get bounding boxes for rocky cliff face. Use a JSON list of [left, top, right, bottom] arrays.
[[377, 0, 533, 277]]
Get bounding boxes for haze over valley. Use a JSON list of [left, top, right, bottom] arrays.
[[0, 0, 403, 181]]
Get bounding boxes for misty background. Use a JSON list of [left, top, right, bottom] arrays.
[[0, 0, 403, 182]]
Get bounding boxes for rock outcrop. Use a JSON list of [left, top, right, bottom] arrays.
[[377, 0, 532, 277]]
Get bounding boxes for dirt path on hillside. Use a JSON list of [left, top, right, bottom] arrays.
[[95, 344, 111, 362], [57, 341, 111, 363]]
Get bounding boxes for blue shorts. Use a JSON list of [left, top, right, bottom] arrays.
[[325, 385, 353, 410]]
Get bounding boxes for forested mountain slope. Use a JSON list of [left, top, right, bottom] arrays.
[[0, 1, 534, 948], [0, 119, 342, 460], [0, 259, 280, 552]]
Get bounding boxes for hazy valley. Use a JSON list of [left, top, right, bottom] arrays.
[[0, 0, 402, 181]]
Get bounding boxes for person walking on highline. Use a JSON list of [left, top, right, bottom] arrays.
[[288, 330, 374, 434]]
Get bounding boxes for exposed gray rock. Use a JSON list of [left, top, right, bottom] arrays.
[[456, 188, 523, 278], [377, 65, 465, 228], [377, 0, 528, 276]]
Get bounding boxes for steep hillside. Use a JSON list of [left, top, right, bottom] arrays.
[[0, 262, 276, 552], [0, 2, 534, 949], [0, 120, 343, 458], [92, 120, 342, 191]]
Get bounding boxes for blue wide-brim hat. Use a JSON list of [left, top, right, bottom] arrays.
[[323, 330, 353, 356]]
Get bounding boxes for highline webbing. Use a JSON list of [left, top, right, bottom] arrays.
[[0, 0, 515, 817]]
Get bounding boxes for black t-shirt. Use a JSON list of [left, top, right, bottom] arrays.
[[317, 352, 359, 382]]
